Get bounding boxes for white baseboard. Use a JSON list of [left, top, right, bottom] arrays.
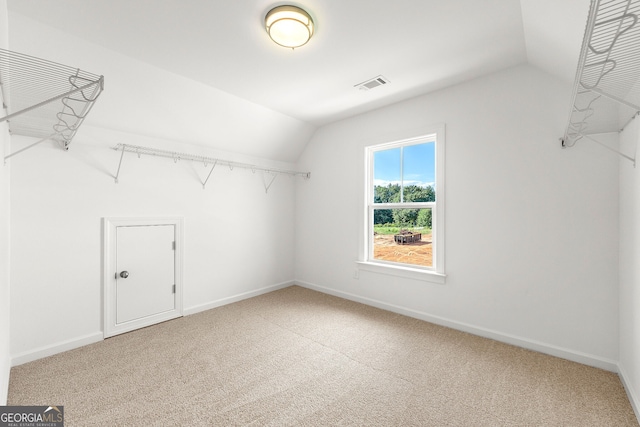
[[11, 332, 103, 367], [10, 281, 295, 367], [619, 362, 640, 423], [183, 280, 294, 316], [295, 280, 619, 372]]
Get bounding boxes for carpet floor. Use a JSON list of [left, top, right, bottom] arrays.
[[8, 285, 639, 426]]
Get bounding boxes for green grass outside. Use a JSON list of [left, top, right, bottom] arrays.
[[373, 224, 431, 235]]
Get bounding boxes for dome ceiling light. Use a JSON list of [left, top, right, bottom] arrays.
[[265, 5, 314, 49]]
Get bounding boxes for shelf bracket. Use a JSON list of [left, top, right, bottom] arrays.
[[583, 86, 640, 112], [0, 79, 102, 125], [114, 145, 126, 183], [262, 172, 277, 194], [3, 133, 60, 164], [202, 160, 217, 189], [0, 48, 104, 150], [563, 132, 636, 166], [561, 0, 640, 154]]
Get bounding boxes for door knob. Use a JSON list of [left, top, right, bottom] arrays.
[[119, 271, 129, 279]]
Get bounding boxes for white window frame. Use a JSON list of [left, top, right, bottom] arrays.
[[360, 125, 446, 284]]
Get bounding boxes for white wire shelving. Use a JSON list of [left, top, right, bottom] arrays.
[[112, 143, 311, 192], [562, 0, 640, 165], [0, 48, 104, 162]]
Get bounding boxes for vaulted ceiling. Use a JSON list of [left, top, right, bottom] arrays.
[[4, 0, 592, 160]]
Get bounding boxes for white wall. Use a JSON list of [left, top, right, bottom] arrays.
[[5, 7, 305, 364], [295, 64, 620, 369], [0, 2, 627, 400], [9, 128, 297, 362], [619, 115, 640, 417], [7, 11, 316, 163], [0, 0, 10, 405]]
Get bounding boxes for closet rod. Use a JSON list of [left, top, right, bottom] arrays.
[[112, 143, 311, 184]]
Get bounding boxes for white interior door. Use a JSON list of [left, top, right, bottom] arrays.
[[104, 217, 183, 338], [116, 225, 175, 324]]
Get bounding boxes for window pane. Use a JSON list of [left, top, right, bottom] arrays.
[[402, 142, 436, 202], [373, 148, 400, 203], [372, 208, 433, 268]]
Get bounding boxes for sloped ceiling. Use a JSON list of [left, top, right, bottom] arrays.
[[520, 0, 591, 84], [4, 0, 592, 161]]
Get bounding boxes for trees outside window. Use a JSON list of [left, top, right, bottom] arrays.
[[366, 130, 444, 273]]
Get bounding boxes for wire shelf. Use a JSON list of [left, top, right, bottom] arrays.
[[112, 143, 311, 192], [563, 0, 640, 162], [0, 48, 104, 152]]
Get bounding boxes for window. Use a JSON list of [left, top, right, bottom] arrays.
[[364, 128, 445, 280]]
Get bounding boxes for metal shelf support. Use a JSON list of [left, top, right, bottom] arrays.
[[0, 48, 104, 161], [562, 0, 640, 165], [112, 143, 310, 192]]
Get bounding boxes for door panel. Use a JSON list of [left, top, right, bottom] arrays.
[[116, 225, 175, 324]]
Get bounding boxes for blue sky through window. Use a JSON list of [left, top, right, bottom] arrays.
[[374, 141, 435, 188]]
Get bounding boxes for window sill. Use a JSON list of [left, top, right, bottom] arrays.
[[356, 261, 446, 284]]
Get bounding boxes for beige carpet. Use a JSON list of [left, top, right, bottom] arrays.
[[8, 285, 639, 426]]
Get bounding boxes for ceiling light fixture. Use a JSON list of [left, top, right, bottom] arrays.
[[265, 5, 314, 49]]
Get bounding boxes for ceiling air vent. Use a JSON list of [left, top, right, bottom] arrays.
[[355, 75, 390, 91]]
